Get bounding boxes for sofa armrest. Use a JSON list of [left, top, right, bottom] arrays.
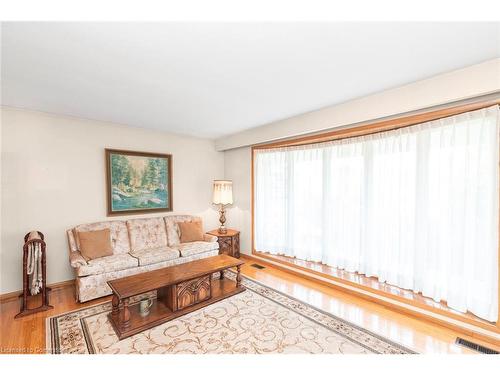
[[203, 234, 218, 243], [69, 251, 87, 268]]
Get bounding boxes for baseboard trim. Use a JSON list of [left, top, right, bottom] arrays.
[[0, 279, 75, 303], [241, 254, 500, 346]]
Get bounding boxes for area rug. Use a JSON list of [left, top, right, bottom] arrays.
[[46, 272, 416, 354]]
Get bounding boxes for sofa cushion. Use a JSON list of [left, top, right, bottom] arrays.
[[78, 229, 113, 260], [126, 217, 168, 252], [76, 254, 138, 277], [178, 221, 204, 243], [164, 215, 202, 247], [74, 220, 131, 255], [130, 247, 180, 266], [175, 241, 219, 257]]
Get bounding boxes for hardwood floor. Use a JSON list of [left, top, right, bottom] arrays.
[[1, 258, 499, 354]]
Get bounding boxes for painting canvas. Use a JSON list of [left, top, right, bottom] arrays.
[[106, 149, 172, 215]]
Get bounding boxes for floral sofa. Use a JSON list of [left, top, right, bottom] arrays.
[[67, 215, 219, 302]]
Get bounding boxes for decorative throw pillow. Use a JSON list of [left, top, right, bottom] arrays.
[[178, 221, 204, 243], [78, 228, 113, 260]]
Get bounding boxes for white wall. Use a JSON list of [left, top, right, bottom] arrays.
[[0, 108, 224, 294], [224, 147, 252, 255], [222, 59, 500, 255]]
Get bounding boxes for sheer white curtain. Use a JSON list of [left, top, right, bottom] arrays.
[[254, 105, 499, 322]]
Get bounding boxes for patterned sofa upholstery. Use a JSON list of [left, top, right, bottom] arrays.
[[67, 215, 219, 302]]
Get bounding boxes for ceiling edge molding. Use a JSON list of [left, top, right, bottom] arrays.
[[215, 58, 500, 151]]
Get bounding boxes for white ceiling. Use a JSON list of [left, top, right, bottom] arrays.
[[1, 22, 499, 139]]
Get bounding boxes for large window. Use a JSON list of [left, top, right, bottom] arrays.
[[254, 105, 499, 322]]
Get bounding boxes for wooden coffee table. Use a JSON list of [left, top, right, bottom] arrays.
[[107, 254, 245, 340]]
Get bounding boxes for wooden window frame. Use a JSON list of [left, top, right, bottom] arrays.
[[251, 97, 500, 336]]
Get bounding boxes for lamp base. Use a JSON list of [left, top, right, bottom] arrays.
[[218, 205, 227, 234]]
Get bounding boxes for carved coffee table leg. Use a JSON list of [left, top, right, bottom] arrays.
[[220, 270, 224, 280], [111, 294, 120, 319], [120, 298, 131, 330], [236, 265, 242, 288]]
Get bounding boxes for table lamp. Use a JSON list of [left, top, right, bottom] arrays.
[[212, 180, 233, 234]]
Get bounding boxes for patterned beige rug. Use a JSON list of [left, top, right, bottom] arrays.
[[46, 272, 416, 354]]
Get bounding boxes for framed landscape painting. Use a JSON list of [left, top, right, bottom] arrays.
[[105, 149, 172, 215]]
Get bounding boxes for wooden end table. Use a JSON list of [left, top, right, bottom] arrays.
[[206, 229, 240, 258], [107, 254, 245, 340]]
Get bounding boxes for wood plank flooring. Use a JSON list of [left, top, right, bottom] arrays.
[[1, 258, 499, 354]]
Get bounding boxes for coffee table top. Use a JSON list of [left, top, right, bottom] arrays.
[[108, 254, 244, 299]]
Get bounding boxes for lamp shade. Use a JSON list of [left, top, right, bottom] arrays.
[[212, 180, 233, 205]]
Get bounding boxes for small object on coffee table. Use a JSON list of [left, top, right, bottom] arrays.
[[139, 298, 153, 317], [207, 229, 240, 258], [107, 254, 245, 340]]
